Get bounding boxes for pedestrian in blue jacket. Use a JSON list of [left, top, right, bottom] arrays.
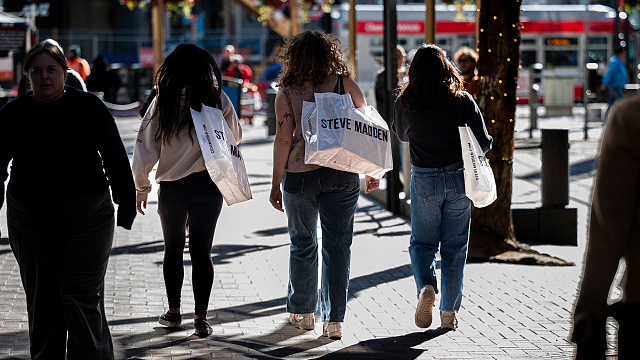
[[601, 45, 627, 120]]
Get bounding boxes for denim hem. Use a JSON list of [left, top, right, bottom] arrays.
[[321, 319, 344, 323]]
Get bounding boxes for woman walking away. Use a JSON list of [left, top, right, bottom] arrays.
[[0, 41, 136, 359], [269, 30, 379, 340], [393, 44, 492, 330], [132, 43, 242, 338]]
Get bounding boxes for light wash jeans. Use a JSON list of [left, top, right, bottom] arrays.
[[409, 162, 471, 313], [282, 167, 360, 322]]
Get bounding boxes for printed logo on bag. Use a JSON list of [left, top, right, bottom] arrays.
[[203, 124, 215, 154], [467, 142, 479, 181], [229, 143, 242, 160], [320, 117, 389, 142]]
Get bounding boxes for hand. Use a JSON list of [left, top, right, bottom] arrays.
[[364, 175, 380, 194], [136, 200, 146, 215], [269, 186, 284, 212]]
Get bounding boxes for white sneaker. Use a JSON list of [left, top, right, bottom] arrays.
[[440, 311, 458, 330], [289, 313, 315, 330], [323, 322, 342, 340], [415, 285, 436, 328]]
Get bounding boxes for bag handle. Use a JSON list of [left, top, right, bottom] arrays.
[[332, 74, 345, 95]]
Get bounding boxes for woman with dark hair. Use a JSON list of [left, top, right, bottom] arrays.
[[269, 30, 379, 339], [0, 41, 136, 359], [393, 44, 492, 330], [132, 43, 242, 337]]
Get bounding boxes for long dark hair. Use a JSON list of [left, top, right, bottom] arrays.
[[397, 44, 464, 112], [277, 30, 351, 87], [152, 43, 222, 144]]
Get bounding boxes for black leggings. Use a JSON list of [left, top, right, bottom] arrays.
[[157, 171, 223, 316]]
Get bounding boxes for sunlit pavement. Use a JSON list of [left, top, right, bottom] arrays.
[[0, 107, 621, 359]]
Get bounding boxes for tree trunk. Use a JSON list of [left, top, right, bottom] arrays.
[[469, 0, 523, 260]]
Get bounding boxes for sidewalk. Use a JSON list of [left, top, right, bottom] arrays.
[[0, 106, 619, 359]]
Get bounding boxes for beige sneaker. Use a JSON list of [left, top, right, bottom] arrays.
[[323, 322, 342, 340], [440, 311, 458, 330], [289, 313, 315, 330], [415, 285, 436, 328]]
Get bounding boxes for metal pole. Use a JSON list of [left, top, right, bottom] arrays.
[[384, 0, 400, 214], [584, 64, 590, 140], [290, 0, 301, 35], [349, 0, 356, 75]]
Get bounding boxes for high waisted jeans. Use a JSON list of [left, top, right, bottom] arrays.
[[409, 162, 471, 313], [282, 168, 360, 322], [7, 190, 115, 360]]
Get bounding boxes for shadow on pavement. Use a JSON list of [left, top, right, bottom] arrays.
[[518, 157, 597, 180]]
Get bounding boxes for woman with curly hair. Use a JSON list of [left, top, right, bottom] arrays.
[[269, 30, 379, 339], [393, 44, 492, 331]]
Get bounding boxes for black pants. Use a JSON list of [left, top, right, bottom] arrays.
[[7, 190, 115, 360], [158, 171, 223, 316]]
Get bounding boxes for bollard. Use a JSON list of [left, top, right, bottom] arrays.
[[266, 88, 277, 136], [541, 129, 569, 208]]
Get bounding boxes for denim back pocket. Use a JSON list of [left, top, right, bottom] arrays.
[[283, 171, 305, 196], [331, 170, 360, 192], [413, 173, 437, 202], [448, 168, 466, 197]]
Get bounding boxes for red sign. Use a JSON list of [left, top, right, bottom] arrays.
[[358, 21, 424, 34], [139, 48, 154, 67]]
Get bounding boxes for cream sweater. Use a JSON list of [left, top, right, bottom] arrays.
[[132, 90, 242, 201]]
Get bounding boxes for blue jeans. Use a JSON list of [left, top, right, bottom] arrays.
[[605, 87, 623, 121], [409, 162, 471, 313], [282, 167, 360, 322]]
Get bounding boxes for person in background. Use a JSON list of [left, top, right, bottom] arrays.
[[269, 30, 379, 340], [224, 54, 253, 84], [601, 45, 628, 120], [18, 39, 86, 96], [219, 44, 235, 75], [375, 45, 406, 114], [453, 46, 479, 96], [393, 44, 492, 331], [571, 94, 640, 360], [67, 44, 91, 81], [132, 43, 242, 338], [85, 55, 121, 103], [0, 41, 136, 359]]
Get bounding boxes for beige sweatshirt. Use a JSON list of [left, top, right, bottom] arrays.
[[132, 90, 242, 201]]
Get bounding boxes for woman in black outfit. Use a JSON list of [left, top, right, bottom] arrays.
[[393, 44, 492, 331], [0, 41, 136, 359], [132, 44, 242, 337]]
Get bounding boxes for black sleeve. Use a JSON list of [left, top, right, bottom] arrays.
[[375, 70, 385, 111], [392, 99, 409, 142], [463, 93, 492, 154], [93, 96, 137, 229]]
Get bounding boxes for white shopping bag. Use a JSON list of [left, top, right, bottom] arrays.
[[301, 92, 393, 179], [459, 125, 497, 207], [191, 104, 252, 205]]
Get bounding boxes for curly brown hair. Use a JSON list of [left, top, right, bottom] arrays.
[[277, 30, 351, 87]]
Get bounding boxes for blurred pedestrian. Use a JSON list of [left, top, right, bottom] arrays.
[[85, 55, 121, 103], [600, 45, 627, 120], [571, 94, 640, 360], [375, 45, 406, 114], [219, 44, 235, 75], [393, 44, 492, 331], [453, 46, 479, 96], [224, 54, 253, 84], [0, 41, 136, 359], [67, 44, 91, 81], [269, 30, 379, 340], [18, 39, 86, 96], [132, 43, 242, 338]]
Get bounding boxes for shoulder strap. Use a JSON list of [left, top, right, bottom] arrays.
[[332, 74, 345, 95]]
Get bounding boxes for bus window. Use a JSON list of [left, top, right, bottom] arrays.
[[588, 37, 608, 45], [370, 38, 383, 47], [520, 50, 537, 68], [545, 50, 578, 68], [587, 50, 607, 62], [522, 38, 536, 45]]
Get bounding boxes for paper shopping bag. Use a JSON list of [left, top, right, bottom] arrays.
[[459, 125, 497, 207], [301, 92, 392, 179], [191, 104, 252, 205]]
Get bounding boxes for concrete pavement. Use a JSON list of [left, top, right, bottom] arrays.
[[0, 105, 621, 359]]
